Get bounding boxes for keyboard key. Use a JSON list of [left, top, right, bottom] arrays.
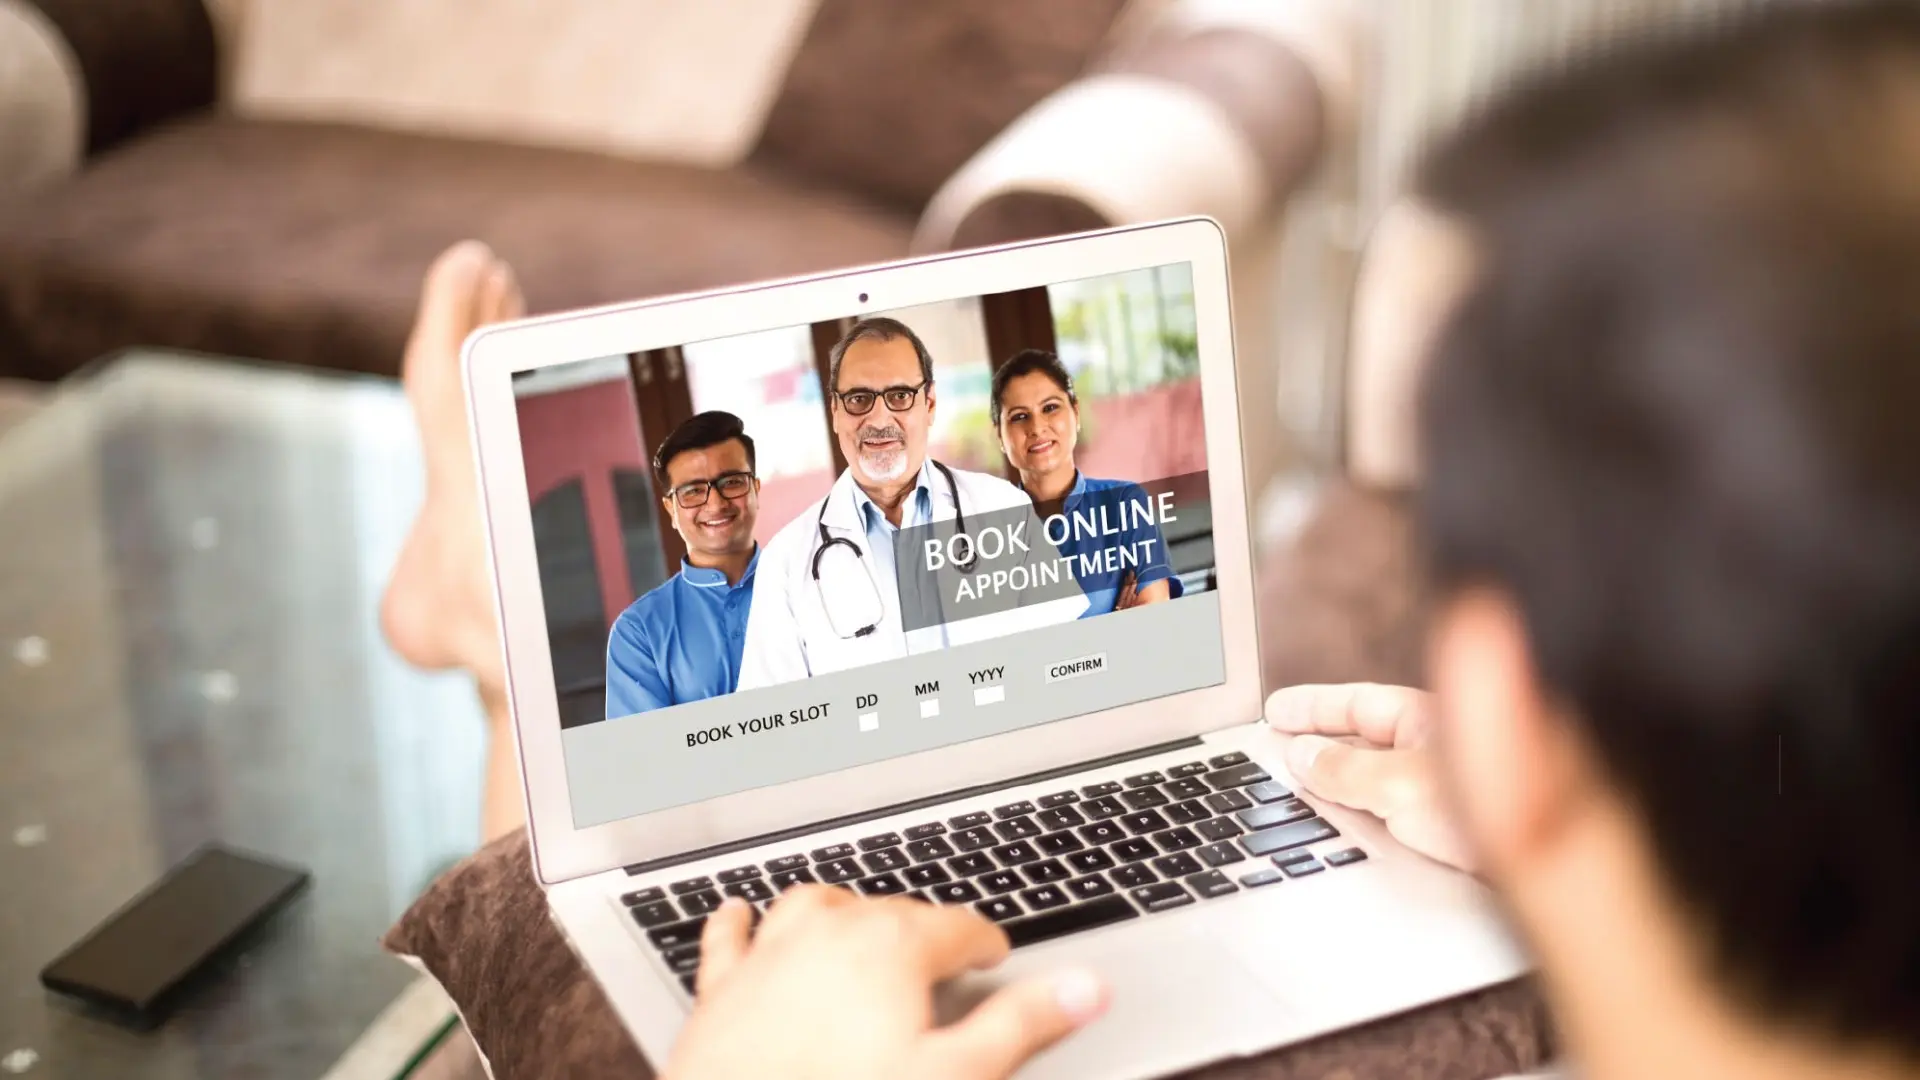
[[1326, 847, 1369, 867], [948, 853, 995, 877], [631, 900, 678, 928], [858, 873, 908, 896], [1204, 790, 1254, 814], [1238, 867, 1284, 888], [904, 863, 952, 888], [816, 858, 862, 884], [1166, 800, 1211, 826], [1154, 827, 1203, 853], [1206, 762, 1272, 791], [723, 879, 775, 904], [621, 887, 665, 906], [1197, 817, 1244, 842], [1111, 863, 1158, 888], [680, 972, 698, 996], [994, 800, 1037, 819], [861, 848, 910, 874], [716, 866, 762, 885], [1152, 853, 1204, 878], [1167, 761, 1210, 778], [1113, 838, 1157, 862], [679, 890, 723, 916], [1198, 842, 1246, 868], [1121, 810, 1171, 835], [1066, 848, 1116, 874], [1164, 777, 1212, 801], [764, 854, 808, 874], [770, 868, 817, 890], [670, 876, 715, 896], [904, 822, 947, 841], [1035, 832, 1084, 857], [949, 811, 992, 829], [1067, 874, 1116, 900], [1124, 771, 1166, 788], [1023, 859, 1071, 884], [931, 880, 982, 904], [981, 870, 1024, 894], [1240, 817, 1338, 857], [993, 816, 1041, 841], [1131, 882, 1196, 912], [1037, 790, 1081, 808], [906, 837, 955, 862], [1003, 894, 1137, 948], [648, 918, 707, 950], [1020, 884, 1071, 911], [953, 827, 997, 852], [1208, 751, 1249, 768], [811, 844, 855, 862], [1081, 781, 1123, 798], [975, 896, 1023, 922], [1273, 849, 1316, 867], [992, 841, 1039, 866], [1238, 800, 1316, 830], [1077, 821, 1126, 846], [858, 832, 903, 852], [1186, 870, 1238, 899], [1082, 796, 1127, 820], [1036, 806, 1086, 831], [1120, 786, 1170, 810], [1281, 858, 1325, 879], [663, 943, 702, 974], [1247, 781, 1294, 804]]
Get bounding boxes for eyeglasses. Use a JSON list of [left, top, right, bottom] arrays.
[[668, 470, 754, 509], [832, 381, 927, 417]]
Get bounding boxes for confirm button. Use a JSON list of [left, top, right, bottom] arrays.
[[1045, 652, 1108, 684]]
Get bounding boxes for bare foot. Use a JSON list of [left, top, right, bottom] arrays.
[[382, 240, 528, 841]]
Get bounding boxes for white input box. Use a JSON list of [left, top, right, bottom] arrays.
[[919, 698, 941, 718], [973, 685, 1005, 706], [858, 712, 879, 732]]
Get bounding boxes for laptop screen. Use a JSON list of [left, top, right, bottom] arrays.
[[511, 262, 1227, 828]]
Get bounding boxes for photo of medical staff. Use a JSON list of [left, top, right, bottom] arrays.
[[604, 411, 761, 718], [511, 260, 1212, 727]]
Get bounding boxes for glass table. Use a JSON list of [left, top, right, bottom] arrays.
[[0, 351, 487, 1079]]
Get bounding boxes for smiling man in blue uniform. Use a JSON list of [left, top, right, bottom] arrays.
[[605, 411, 762, 719]]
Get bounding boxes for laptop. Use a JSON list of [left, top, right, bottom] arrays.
[[464, 218, 1528, 1078]]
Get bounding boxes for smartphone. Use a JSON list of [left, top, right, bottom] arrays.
[[40, 844, 311, 1028]]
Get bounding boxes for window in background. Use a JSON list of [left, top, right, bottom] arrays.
[[869, 296, 997, 473]]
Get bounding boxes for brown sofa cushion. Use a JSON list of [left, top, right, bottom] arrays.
[[0, 117, 914, 381]]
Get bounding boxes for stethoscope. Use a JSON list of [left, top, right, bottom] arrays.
[[811, 460, 977, 639]]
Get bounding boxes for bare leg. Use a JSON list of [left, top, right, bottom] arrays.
[[382, 241, 528, 842]]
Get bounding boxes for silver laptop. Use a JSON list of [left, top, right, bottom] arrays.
[[464, 219, 1528, 1078]]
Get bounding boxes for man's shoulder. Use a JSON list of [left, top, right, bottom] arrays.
[[612, 576, 680, 635]]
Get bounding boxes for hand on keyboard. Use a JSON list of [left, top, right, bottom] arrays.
[[664, 888, 1107, 1080], [1264, 684, 1476, 872]]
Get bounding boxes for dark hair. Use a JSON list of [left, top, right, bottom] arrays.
[[990, 349, 1076, 428], [1415, 0, 1920, 1050], [827, 317, 935, 395], [651, 411, 756, 489]]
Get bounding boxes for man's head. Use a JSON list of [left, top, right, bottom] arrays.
[[1411, 0, 1920, 1061], [653, 411, 759, 564], [828, 318, 938, 490]]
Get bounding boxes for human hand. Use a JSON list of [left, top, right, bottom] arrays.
[[664, 888, 1107, 1080], [1264, 683, 1475, 872], [1113, 570, 1140, 610]]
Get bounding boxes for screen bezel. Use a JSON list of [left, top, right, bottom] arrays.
[[466, 218, 1262, 884]]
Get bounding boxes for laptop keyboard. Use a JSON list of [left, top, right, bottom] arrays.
[[619, 752, 1370, 996]]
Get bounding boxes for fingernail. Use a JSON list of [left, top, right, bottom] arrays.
[[1287, 734, 1329, 776], [1053, 969, 1107, 1024]]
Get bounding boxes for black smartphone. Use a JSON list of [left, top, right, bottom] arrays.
[[40, 843, 311, 1028]]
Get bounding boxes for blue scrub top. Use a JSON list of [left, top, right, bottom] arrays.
[[1050, 474, 1182, 618], [604, 547, 758, 719]]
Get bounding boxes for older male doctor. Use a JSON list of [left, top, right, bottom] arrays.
[[739, 318, 1081, 688]]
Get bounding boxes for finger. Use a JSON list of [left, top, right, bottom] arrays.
[[695, 897, 755, 997], [1264, 683, 1430, 747], [915, 969, 1106, 1080], [885, 900, 1011, 980], [1284, 737, 1428, 819], [756, 883, 853, 941]]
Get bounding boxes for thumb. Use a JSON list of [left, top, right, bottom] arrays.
[[1284, 735, 1423, 818], [916, 969, 1106, 1080]]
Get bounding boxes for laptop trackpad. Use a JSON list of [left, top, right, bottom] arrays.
[[936, 923, 1288, 1079]]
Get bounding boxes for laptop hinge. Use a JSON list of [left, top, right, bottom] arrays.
[[624, 735, 1206, 876]]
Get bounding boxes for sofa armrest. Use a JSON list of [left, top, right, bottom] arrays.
[[914, 0, 1365, 251], [0, 2, 84, 193]]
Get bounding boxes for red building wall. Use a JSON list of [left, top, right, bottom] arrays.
[[515, 380, 648, 628]]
